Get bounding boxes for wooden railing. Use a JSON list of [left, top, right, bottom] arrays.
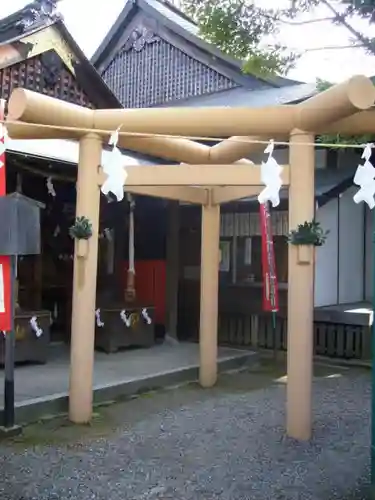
[[217, 311, 372, 360]]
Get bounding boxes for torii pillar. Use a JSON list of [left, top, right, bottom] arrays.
[[69, 133, 102, 424], [199, 200, 221, 387], [286, 130, 315, 440]]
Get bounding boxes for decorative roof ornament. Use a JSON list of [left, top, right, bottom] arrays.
[[122, 26, 160, 53], [17, 0, 62, 31]]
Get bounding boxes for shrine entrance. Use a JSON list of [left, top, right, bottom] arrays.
[[4, 76, 375, 443]]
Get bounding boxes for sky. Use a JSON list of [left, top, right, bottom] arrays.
[[2, 0, 375, 83]]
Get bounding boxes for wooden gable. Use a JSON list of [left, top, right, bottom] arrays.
[[93, 0, 273, 109], [0, 49, 94, 108], [101, 26, 238, 109], [0, 3, 121, 110], [101, 40, 239, 109]]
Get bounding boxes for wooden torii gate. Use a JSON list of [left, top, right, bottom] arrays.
[[5, 76, 375, 440]]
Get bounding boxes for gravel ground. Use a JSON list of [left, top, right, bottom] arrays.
[[0, 365, 371, 500]]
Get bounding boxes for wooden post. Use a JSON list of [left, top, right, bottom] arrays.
[[69, 133, 102, 424], [287, 130, 315, 440], [199, 202, 220, 387], [33, 254, 42, 309], [125, 196, 136, 302], [166, 201, 180, 339]]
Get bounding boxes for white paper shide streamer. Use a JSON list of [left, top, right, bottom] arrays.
[[46, 176, 56, 197], [141, 308, 152, 325], [353, 143, 375, 209], [95, 308, 104, 327], [103, 228, 112, 241], [101, 128, 128, 202], [258, 140, 283, 208], [120, 309, 131, 327], [0, 123, 7, 169], [30, 316, 43, 338]]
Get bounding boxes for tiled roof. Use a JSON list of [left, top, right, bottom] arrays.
[[158, 82, 318, 108], [146, 0, 199, 36]]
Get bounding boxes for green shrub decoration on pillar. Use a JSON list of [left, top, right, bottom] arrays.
[[69, 216, 93, 240], [288, 220, 329, 247]]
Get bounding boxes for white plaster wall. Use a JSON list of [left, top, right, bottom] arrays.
[[338, 186, 364, 304], [365, 205, 373, 301], [314, 198, 338, 307]]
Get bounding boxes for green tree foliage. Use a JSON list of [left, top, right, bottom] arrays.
[[338, 0, 375, 21], [181, 0, 375, 77], [292, 0, 375, 55], [181, 0, 298, 77]]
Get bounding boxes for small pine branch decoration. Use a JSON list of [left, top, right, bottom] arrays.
[[288, 220, 329, 247], [69, 216, 93, 240]]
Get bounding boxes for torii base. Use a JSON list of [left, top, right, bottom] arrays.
[[0, 425, 22, 440]]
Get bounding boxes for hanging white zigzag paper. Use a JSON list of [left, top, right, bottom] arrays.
[[103, 228, 112, 241], [95, 308, 105, 327], [120, 309, 131, 327], [101, 127, 128, 202], [141, 308, 152, 325], [353, 143, 375, 209], [258, 140, 283, 208], [0, 123, 7, 169], [30, 316, 43, 338], [108, 127, 120, 147], [46, 176, 56, 197]]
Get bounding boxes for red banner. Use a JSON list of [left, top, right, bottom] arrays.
[[259, 202, 279, 313], [0, 100, 11, 332], [0, 103, 5, 194], [0, 255, 11, 331]]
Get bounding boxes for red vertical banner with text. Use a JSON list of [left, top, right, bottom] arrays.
[[0, 100, 12, 332], [259, 202, 279, 313]]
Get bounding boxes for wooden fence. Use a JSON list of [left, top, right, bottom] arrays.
[[217, 311, 371, 360]]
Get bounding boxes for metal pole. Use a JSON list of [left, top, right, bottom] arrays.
[[3, 254, 16, 428]]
